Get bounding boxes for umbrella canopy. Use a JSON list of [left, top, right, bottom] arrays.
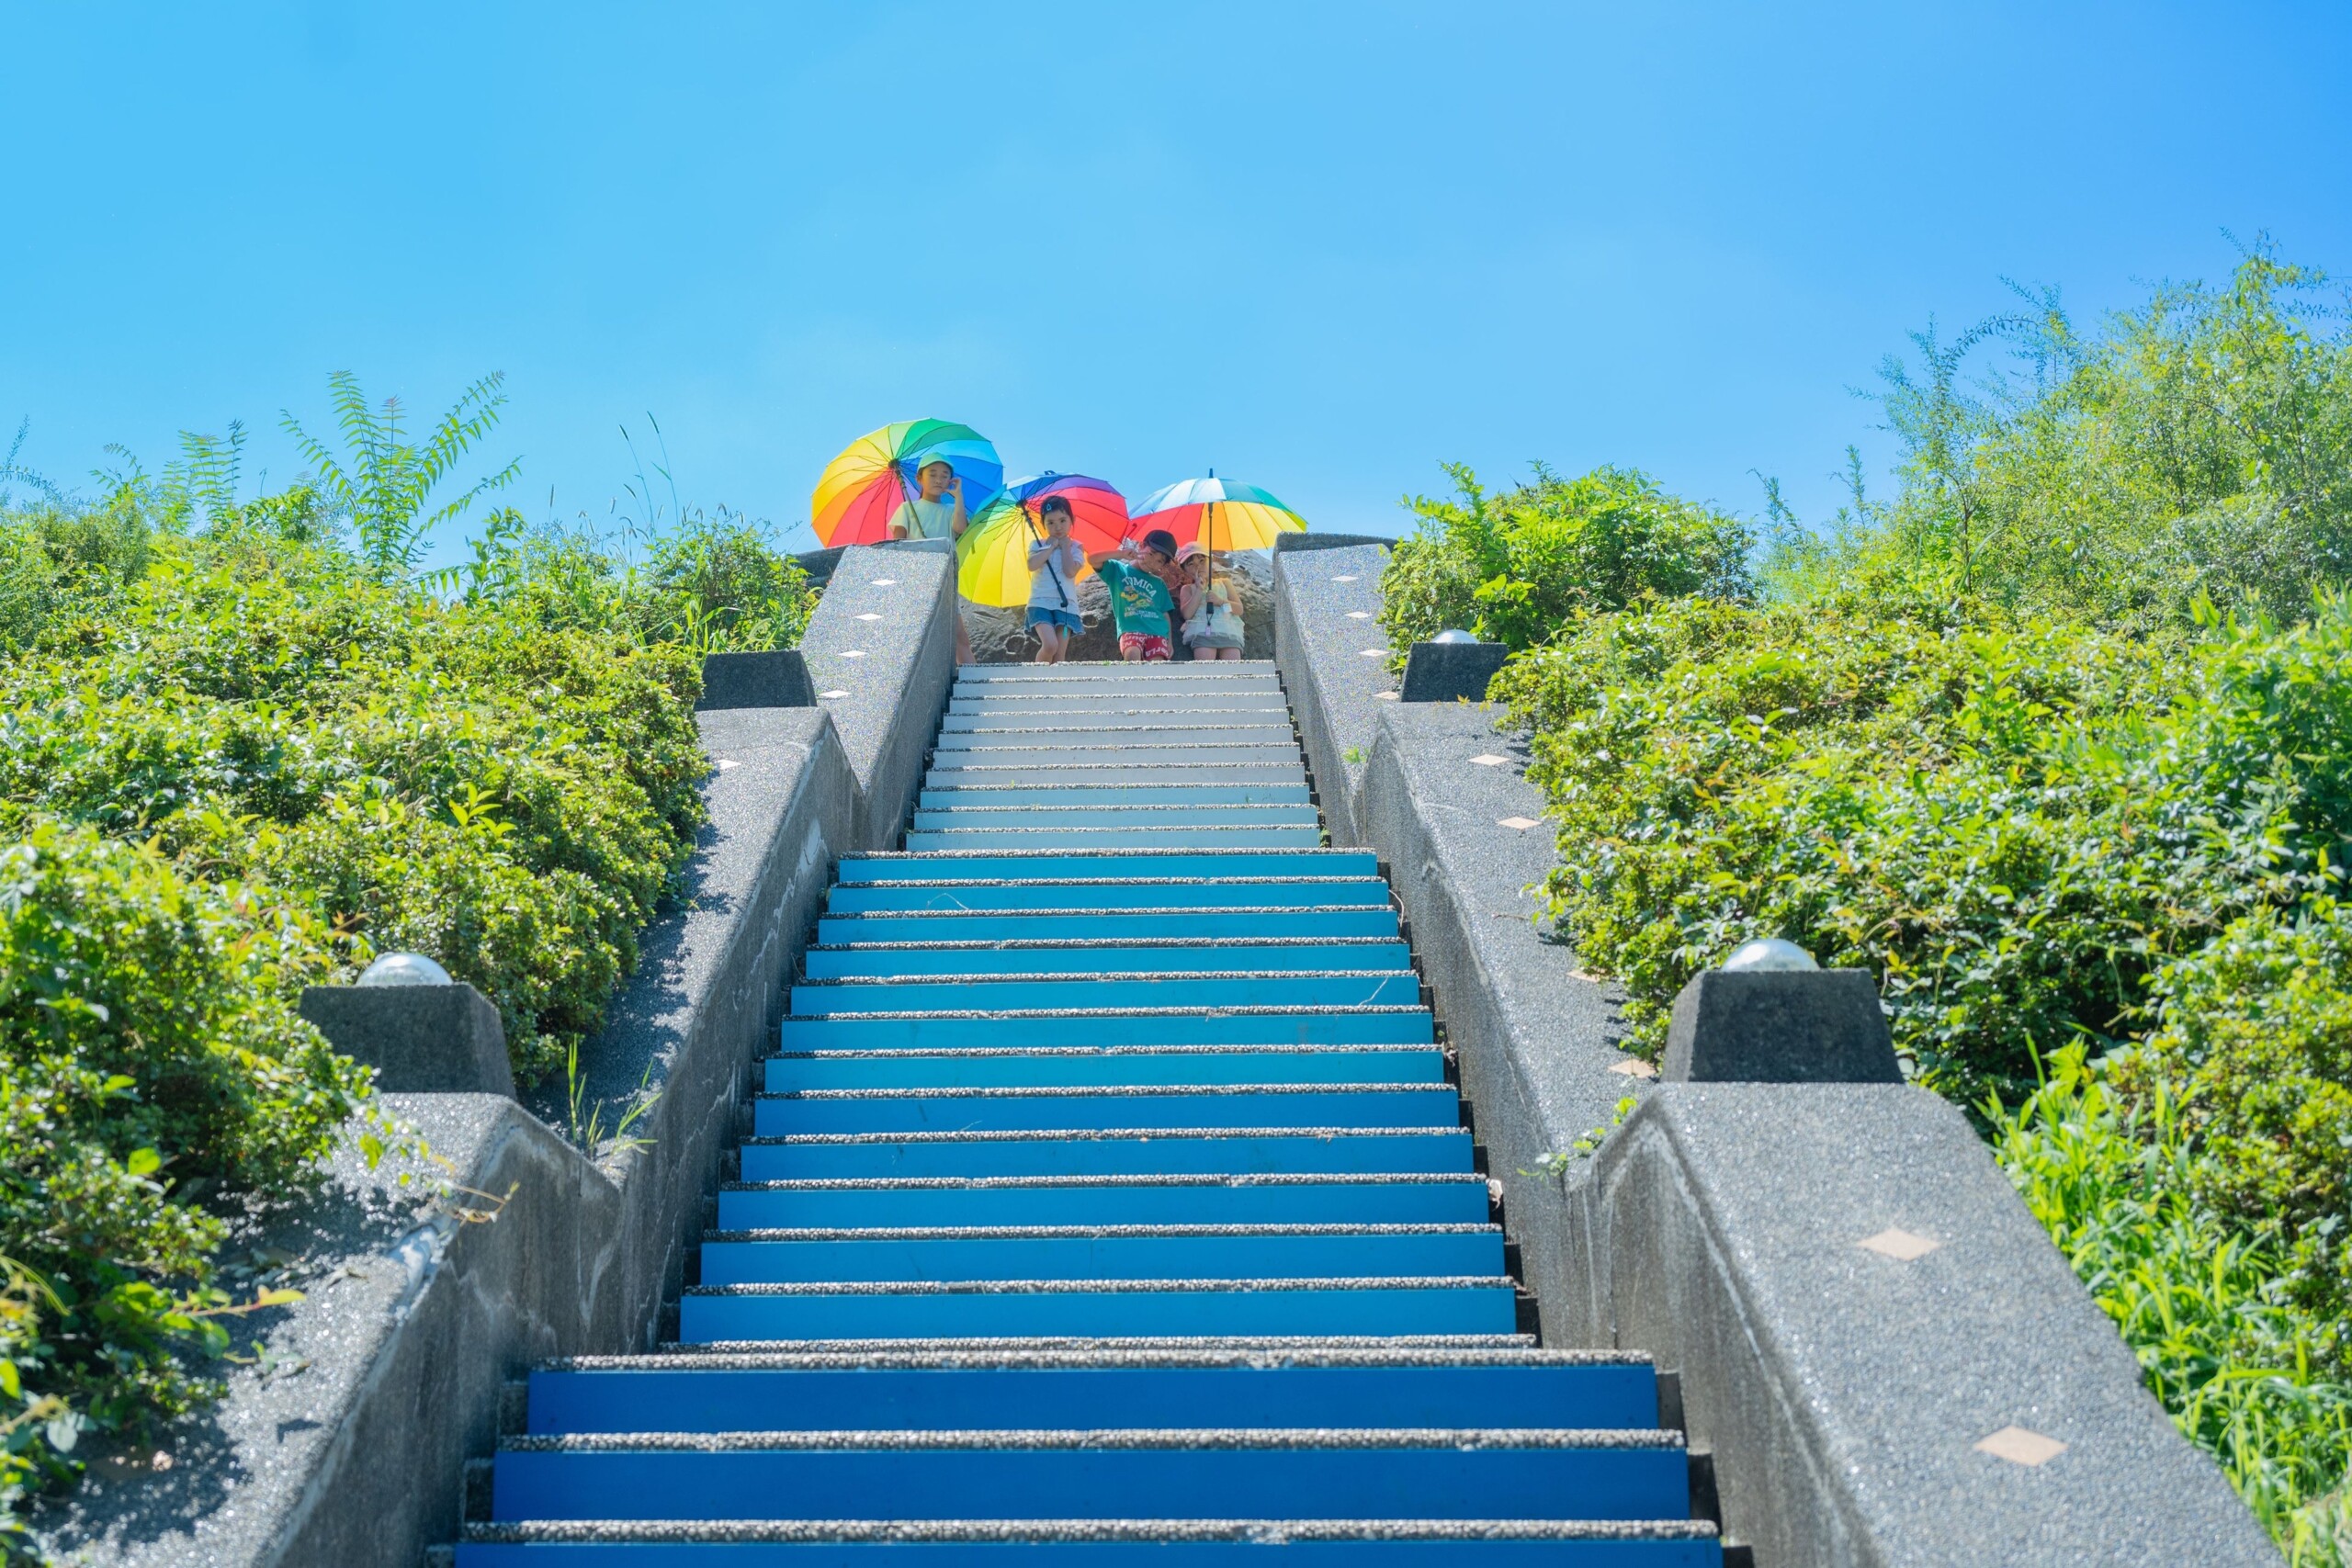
[[1130, 475, 1306, 551], [956, 473, 1128, 607], [809, 419, 1004, 546]]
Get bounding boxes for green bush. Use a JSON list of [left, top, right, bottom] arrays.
[[2120, 899, 2352, 1329], [1379, 463, 1754, 654], [0, 531, 710, 1084], [1482, 585, 2352, 1556], [0, 822, 373, 1551], [445, 507, 816, 654], [1764, 247, 2352, 632], [1993, 1049, 2351, 1563]]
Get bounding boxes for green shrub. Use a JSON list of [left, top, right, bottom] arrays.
[[0, 822, 373, 1550], [0, 532, 709, 1084], [1994, 1050, 2352, 1564], [446, 508, 816, 653], [1764, 247, 2352, 632], [2120, 900, 2352, 1329], [1379, 463, 1754, 654]]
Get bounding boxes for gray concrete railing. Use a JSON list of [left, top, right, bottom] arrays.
[[37, 545, 960, 1568], [1272, 546, 2280, 1566]]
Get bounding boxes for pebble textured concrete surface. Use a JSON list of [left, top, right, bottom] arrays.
[[1569, 1084, 2281, 1567], [797, 541, 958, 851], [299, 982, 516, 1097], [1270, 541, 1396, 842], [1355, 701, 1651, 1339], [34, 1095, 625, 1568], [1661, 969, 1903, 1085]]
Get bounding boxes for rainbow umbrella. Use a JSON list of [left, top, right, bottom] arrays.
[[1129, 474, 1306, 551], [809, 419, 1003, 546], [956, 473, 1128, 607]]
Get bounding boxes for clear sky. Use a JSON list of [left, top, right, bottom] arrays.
[[6, 3, 2349, 565]]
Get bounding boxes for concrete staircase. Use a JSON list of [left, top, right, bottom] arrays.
[[455, 660, 1724, 1563]]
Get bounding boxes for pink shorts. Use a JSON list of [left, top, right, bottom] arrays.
[[1118, 633, 1172, 662]]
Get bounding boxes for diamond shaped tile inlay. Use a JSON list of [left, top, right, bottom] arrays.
[[855, 613, 882, 622], [1374, 691, 1400, 701], [1498, 816, 1540, 831], [868, 578, 898, 587], [820, 690, 851, 699], [1609, 1059, 1659, 1079], [716, 759, 740, 771], [1469, 754, 1509, 767], [1974, 1427, 2067, 1467], [1346, 611, 1372, 620], [1859, 1227, 1941, 1261], [839, 649, 866, 659], [1332, 574, 1359, 582], [1360, 649, 1387, 658]]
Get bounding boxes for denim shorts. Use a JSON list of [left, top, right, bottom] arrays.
[[1025, 607, 1082, 633]]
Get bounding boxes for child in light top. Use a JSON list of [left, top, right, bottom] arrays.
[[1025, 496, 1085, 664], [1174, 542, 1244, 660], [1086, 528, 1181, 662]]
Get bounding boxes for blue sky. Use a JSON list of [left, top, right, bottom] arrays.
[[6, 2, 2349, 565]]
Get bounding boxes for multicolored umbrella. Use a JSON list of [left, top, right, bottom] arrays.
[[1129, 474, 1306, 552], [956, 473, 1129, 607], [809, 419, 1003, 546]]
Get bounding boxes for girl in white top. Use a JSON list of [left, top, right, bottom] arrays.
[[888, 457, 973, 664], [1024, 496, 1085, 664]]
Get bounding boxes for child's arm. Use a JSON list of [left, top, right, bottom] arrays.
[[1178, 581, 1204, 618], [1027, 538, 1056, 568], [1084, 544, 1129, 570]]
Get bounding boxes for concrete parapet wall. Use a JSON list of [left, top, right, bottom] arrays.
[[1271, 563, 2280, 1564], [1270, 542, 1396, 843], [39, 564, 954, 1568], [1356, 700, 1650, 1334], [796, 541, 959, 850], [1570, 1086, 2279, 1566]]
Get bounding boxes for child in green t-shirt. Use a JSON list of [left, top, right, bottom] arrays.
[[1088, 528, 1181, 662]]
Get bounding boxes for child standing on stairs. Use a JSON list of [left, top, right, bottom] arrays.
[[1024, 496, 1085, 664], [1088, 527, 1182, 663], [1174, 543, 1245, 660]]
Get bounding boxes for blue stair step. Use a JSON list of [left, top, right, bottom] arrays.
[[818, 908, 1400, 942], [695, 1224, 1506, 1284], [906, 826, 1326, 851], [487, 1431, 1689, 1522], [802, 942, 1411, 979], [678, 1276, 1522, 1341], [911, 806, 1322, 829], [919, 784, 1313, 806], [753, 1085, 1460, 1135], [715, 1175, 1491, 1228], [523, 1349, 1663, 1435], [779, 1010, 1435, 1049], [823, 880, 1392, 914], [924, 763, 1311, 787], [922, 746, 1306, 768], [837, 851, 1380, 883], [739, 1128, 1476, 1179], [789, 974, 1423, 1015], [459, 1521, 1722, 1564], [765, 1044, 1444, 1089], [944, 713, 1293, 730], [936, 727, 1295, 749]]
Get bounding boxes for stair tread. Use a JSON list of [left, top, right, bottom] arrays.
[[500, 1427, 1682, 1452]]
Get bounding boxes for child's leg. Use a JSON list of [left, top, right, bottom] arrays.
[[1035, 624, 1065, 663], [956, 610, 973, 667], [1216, 646, 1241, 660]]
